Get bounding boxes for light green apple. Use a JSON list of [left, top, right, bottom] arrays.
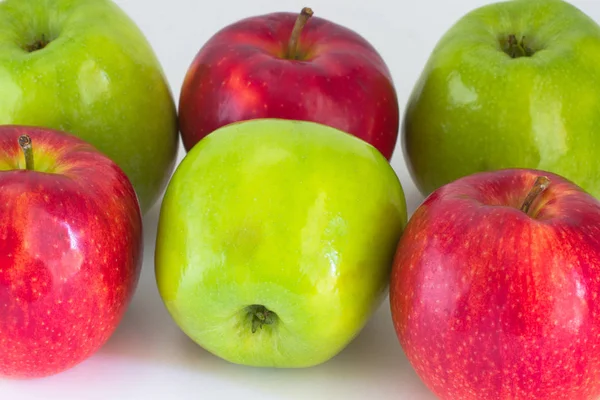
[[155, 118, 407, 368], [403, 0, 600, 198], [0, 0, 178, 213]]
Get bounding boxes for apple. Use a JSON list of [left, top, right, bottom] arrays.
[[402, 0, 600, 199], [390, 168, 600, 400], [178, 7, 400, 160], [0, 125, 143, 379], [155, 118, 407, 367], [0, 0, 179, 213]]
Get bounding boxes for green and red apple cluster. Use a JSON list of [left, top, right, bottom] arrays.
[[2, 0, 600, 400], [158, 6, 406, 369]]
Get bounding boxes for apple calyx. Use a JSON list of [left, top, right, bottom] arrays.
[[247, 304, 277, 333], [520, 175, 551, 215], [24, 34, 50, 53], [18, 134, 34, 171], [286, 7, 314, 60], [504, 34, 534, 58]]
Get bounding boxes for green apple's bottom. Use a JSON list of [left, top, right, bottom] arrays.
[[165, 282, 371, 368], [155, 118, 407, 368]]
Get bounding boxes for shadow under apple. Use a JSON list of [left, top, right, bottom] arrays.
[[99, 286, 436, 399]]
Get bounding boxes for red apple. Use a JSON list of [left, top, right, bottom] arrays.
[[178, 7, 399, 159], [0, 126, 142, 379], [390, 168, 600, 400]]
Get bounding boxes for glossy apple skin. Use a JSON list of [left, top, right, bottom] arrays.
[[403, 0, 600, 198], [156, 118, 406, 367], [390, 168, 600, 400], [178, 11, 399, 159], [0, 0, 179, 213], [0, 126, 143, 379]]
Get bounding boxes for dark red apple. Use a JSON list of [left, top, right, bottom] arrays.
[[178, 7, 400, 159], [0, 126, 142, 379], [390, 168, 600, 400]]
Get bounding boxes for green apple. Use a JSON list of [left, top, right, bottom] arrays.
[[155, 118, 407, 367], [403, 0, 600, 198], [0, 0, 178, 213]]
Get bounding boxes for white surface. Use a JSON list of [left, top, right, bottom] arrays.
[[2, 0, 600, 399]]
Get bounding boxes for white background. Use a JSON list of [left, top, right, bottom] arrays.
[[2, 0, 600, 399]]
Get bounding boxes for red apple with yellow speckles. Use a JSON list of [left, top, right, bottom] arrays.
[[0, 126, 142, 379], [178, 7, 400, 159], [390, 168, 600, 400]]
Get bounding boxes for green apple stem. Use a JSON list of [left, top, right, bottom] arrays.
[[18, 135, 34, 171], [25, 34, 50, 53], [520, 176, 551, 215], [287, 7, 314, 60], [504, 34, 533, 58], [248, 305, 276, 333]]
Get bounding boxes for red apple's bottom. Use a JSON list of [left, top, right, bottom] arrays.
[[0, 282, 132, 379], [390, 168, 600, 400], [0, 192, 140, 379]]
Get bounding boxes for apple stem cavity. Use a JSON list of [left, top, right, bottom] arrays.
[[520, 176, 551, 215], [504, 34, 534, 58], [247, 304, 277, 333], [24, 34, 50, 53], [18, 135, 34, 171], [287, 7, 314, 60]]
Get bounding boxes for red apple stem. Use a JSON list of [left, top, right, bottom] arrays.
[[18, 135, 34, 171], [520, 176, 551, 215], [287, 7, 314, 59]]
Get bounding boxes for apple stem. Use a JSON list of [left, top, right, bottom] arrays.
[[25, 34, 50, 53], [18, 135, 34, 171], [287, 7, 314, 60], [504, 34, 533, 58], [520, 176, 551, 215], [248, 305, 276, 333]]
